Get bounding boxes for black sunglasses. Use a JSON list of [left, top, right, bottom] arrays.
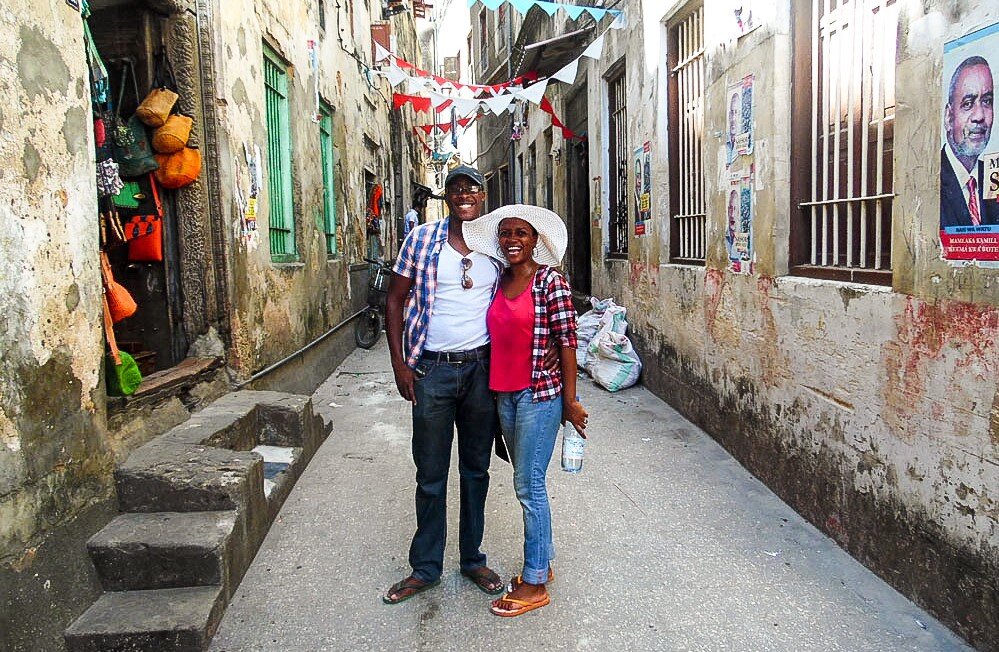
[[460, 257, 474, 289]]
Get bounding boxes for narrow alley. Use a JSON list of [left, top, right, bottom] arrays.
[[209, 342, 966, 651]]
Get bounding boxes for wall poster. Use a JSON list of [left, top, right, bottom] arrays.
[[725, 74, 755, 274], [725, 168, 754, 274], [634, 141, 651, 236], [940, 22, 999, 266], [726, 74, 754, 166]]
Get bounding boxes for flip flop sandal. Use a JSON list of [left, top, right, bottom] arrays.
[[489, 592, 551, 617], [383, 576, 440, 604], [460, 566, 504, 595]]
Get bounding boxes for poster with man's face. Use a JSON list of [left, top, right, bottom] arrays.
[[940, 22, 999, 264]]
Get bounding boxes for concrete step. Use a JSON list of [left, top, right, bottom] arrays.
[[87, 512, 238, 592], [64, 585, 225, 652], [114, 442, 264, 516]]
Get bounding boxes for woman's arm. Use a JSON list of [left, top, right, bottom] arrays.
[[560, 345, 588, 436]]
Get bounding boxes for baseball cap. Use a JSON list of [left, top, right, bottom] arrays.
[[444, 165, 485, 189]]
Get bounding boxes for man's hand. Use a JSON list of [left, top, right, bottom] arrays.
[[393, 360, 417, 405]]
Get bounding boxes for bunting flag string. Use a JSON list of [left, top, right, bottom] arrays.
[[540, 96, 583, 140], [415, 116, 477, 135], [376, 43, 539, 96], [377, 23, 609, 103], [466, 0, 626, 27]]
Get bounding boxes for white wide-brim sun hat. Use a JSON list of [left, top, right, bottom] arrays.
[[463, 204, 568, 267]]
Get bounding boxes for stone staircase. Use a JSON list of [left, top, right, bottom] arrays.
[[64, 391, 330, 651]]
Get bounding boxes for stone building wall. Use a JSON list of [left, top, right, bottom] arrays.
[[578, 0, 997, 646], [0, 1, 427, 647], [213, 0, 420, 379], [0, 2, 114, 647]]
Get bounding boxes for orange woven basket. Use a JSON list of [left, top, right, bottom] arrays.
[[154, 147, 201, 189]]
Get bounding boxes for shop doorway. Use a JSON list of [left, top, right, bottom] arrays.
[[89, 1, 189, 376]]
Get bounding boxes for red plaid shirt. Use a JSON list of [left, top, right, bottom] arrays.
[[528, 266, 578, 402]]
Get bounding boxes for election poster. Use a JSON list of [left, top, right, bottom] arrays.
[[940, 22, 999, 265], [726, 74, 754, 167], [725, 168, 754, 275]]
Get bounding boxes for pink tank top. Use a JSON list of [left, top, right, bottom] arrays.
[[486, 285, 535, 392]]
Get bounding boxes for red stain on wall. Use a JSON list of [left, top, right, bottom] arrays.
[[882, 296, 999, 439]]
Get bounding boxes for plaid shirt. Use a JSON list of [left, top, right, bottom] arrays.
[[529, 266, 578, 402], [393, 219, 500, 368]]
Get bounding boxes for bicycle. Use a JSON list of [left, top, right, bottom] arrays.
[[354, 257, 393, 349]]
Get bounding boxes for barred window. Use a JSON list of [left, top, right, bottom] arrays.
[[319, 101, 337, 257], [264, 43, 296, 261], [667, 4, 705, 264], [607, 64, 628, 257], [791, 0, 899, 284]]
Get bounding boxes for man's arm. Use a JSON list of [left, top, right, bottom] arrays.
[[385, 272, 416, 404]]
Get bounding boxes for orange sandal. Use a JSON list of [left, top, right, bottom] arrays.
[[489, 592, 550, 617]]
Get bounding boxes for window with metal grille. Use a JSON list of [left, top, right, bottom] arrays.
[[790, 0, 898, 284], [264, 44, 296, 261], [319, 101, 337, 256], [318, 0, 325, 31], [667, 4, 705, 264], [607, 64, 628, 257]]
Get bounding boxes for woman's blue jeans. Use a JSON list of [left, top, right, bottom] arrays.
[[496, 389, 562, 585]]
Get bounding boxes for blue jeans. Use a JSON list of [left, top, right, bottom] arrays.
[[496, 389, 562, 585], [409, 358, 495, 583]]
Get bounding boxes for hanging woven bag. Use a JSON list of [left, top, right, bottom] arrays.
[[154, 146, 202, 189], [100, 252, 137, 323], [136, 51, 179, 127], [152, 114, 193, 153]]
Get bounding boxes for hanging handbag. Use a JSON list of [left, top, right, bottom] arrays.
[[103, 294, 142, 396], [136, 51, 179, 127], [125, 216, 163, 262], [152, 114, 193, 153], [136, 89, 178, 128], [111, 179, 143, 209], [96, 158, 124, 197], [123, 174, 165, 262], [154, 146, 201, 189], [112, 63, 159, 178], [100, 252, 137, 323]]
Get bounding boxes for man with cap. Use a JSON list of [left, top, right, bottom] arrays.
[[382, 164, 507, 603]]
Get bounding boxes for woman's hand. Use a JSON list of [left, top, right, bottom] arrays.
[[563, 398, 589, 438]]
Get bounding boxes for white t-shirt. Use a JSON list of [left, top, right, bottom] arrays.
[[425, 244, 496, 351]]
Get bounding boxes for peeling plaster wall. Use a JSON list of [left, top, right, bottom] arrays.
[[580, 0, 997, 646], [213, 1, 422, 379], [0, 1, 115, 647], [0, 0, 110, 566]]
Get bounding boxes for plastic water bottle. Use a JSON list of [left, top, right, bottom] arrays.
[[561, 421, 585, 474]]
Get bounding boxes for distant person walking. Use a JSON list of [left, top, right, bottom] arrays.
[[403, 206, 419, 237], [465, 204, 588, 617]]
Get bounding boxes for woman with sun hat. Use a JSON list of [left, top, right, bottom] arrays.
[[463, 203, 589, 617]]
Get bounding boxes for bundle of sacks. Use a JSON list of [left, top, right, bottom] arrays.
[[575, 297, 642, 392]]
